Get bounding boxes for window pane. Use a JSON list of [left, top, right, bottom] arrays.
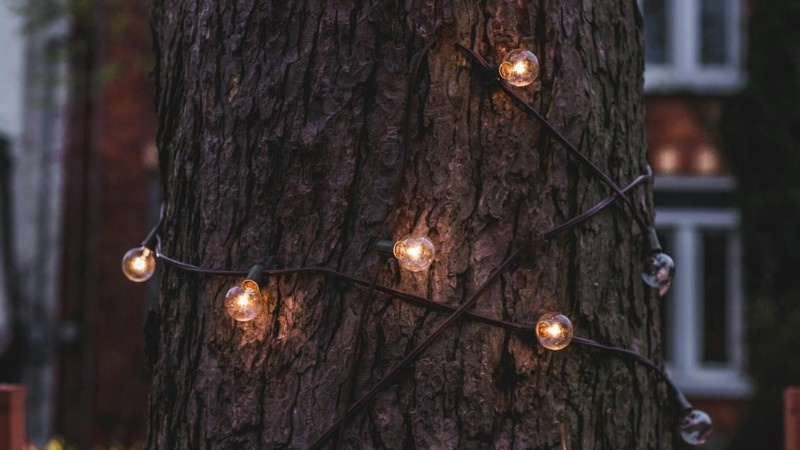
[[702, 230, 728, 363], [700, 0, 728, 65], [644, 0, 670, 64]]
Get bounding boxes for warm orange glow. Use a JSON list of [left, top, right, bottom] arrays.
[[132, 257, 148, 272], [225, 284, 263, 322], [498, 49, 539, 87], [393, 236, 435, 272], [122, 246, 156, 282], [653, 145, 681, 174], [237, 293, 251, 308], [546, 322, 563, 338], [694, 145, 720, 175], [405, 245, 422, 260], [535, 313, 574, 350], [242, 279, 260, 293]]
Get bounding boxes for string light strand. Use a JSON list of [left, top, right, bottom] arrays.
[[331, 258, 386, 450], [544, 172, 651, 239], [154, 243, 681, 403], [150, 235, 694, 445], [308, 248, 522, 450], [126, 39, 699, 447], [454, 43, 651, 234]]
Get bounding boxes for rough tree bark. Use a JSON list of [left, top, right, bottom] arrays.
[[146, 1, 672, 448]]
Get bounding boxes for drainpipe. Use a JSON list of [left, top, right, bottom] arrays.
[[0, 135, 25, 381]]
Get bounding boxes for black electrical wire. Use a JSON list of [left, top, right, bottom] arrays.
[[308, 248, 522, 450], [152, 163, 670, 449], [154, 241, 690, 444], [331, 258, 386, 450], [572, 337, 688, 410], [155, 245, 676, 400], [141, 42, 689, 449], [545, 172, 651, 239], [454, 43, 651, 235]]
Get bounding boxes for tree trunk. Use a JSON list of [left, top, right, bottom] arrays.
[[146, 1, 671, 448]]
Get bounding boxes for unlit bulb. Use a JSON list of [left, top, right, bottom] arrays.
[[121, 246, 156, 282], [679, 409, 713, 445], [535, 312, 573, 350], [225, 283, 263, 322], [499, 49, 539, 87], [642, 252, 675, 297], [393, 235, 435, 272]]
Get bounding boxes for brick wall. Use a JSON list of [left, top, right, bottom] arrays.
[[57, 1, 156, 446]]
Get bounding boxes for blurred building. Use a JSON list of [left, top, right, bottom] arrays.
[[0, 2, 69, 445], [0, 0, 754, 448], [642, 1, 751, 448], [0, 2, 155, 448]]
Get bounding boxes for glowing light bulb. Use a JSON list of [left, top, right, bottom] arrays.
[[121, 246, 156, 282], [535, 313, 573, 350], [225, 265, 267, 322], [679, 409, 713, 445], [225, 284, 263, 322], [498, 49, 539, 87], [642, 252, 675, 297], [393, 235, 435, 272]]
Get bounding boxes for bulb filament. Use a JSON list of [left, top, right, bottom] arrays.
[[406, 245, 422, 260], [546, 323, 563, 338], [132, 257, 147, 272]]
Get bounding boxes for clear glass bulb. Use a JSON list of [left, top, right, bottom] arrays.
[[535, 312, 573, 350], [225, 284, 263, 322], [498, 49, 539, 87], [642, 251, 675, 297], [393, 235, 435, 272], [679, 409, 713, 445], [121, 246, 156, 282]]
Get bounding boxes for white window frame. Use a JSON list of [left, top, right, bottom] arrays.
[[12, 15, 70, 447], [642, 0, 745, 93], [655, 201, 751, 398]]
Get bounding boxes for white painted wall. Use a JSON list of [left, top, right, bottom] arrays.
[[0, 0, 25, 142]]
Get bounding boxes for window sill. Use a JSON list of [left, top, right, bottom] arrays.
[[666, 367, 752, 398], [653, 175, 736, 192], [644, 68, 745, 95]]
